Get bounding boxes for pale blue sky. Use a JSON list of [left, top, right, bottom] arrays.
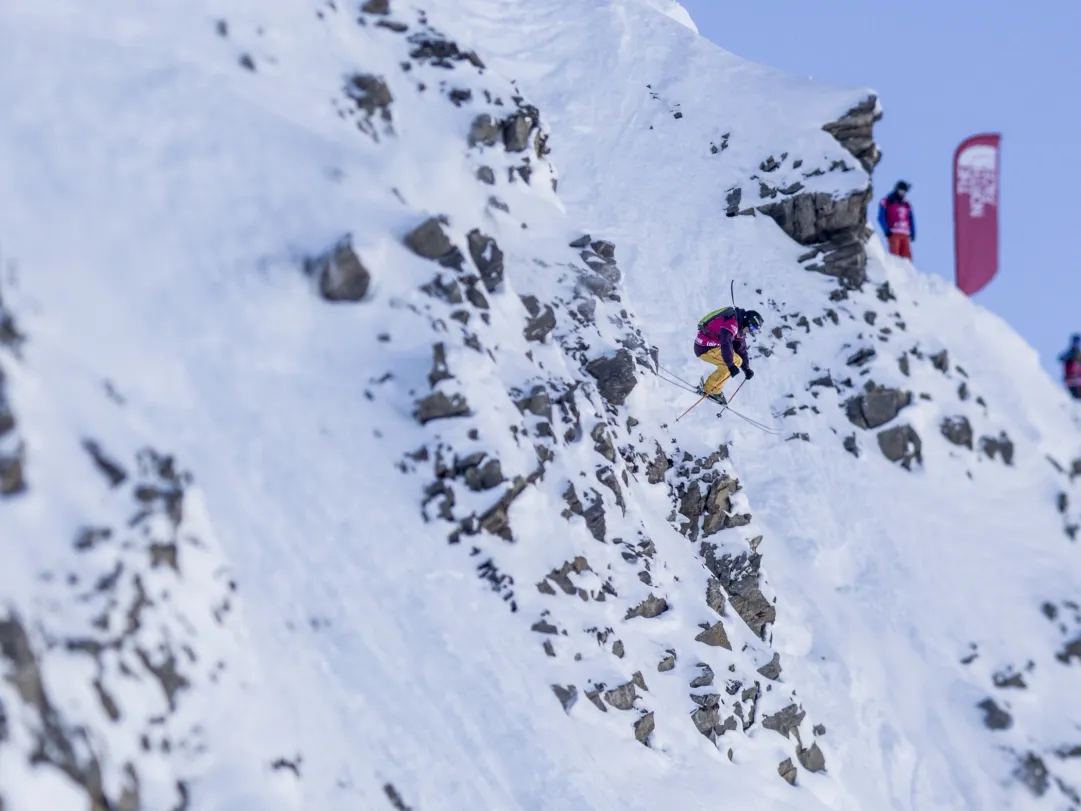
[[681, 0, 1081, 377]]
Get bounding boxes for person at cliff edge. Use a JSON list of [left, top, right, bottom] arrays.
[[878, 180, 915, 260], [1059, 334, 1081, 400]]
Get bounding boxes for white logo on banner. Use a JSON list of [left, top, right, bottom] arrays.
[[957, 144, 998, 218]]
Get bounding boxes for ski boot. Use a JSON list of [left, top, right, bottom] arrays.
[[696, 383, 727, 406]]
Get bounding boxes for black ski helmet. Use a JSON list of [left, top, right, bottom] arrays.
[[895, 180, 911, 193], [739, 309, 764, 333]]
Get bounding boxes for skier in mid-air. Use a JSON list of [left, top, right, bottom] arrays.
[[878, 180, 915, 260], [694, 306, 764, 405], [1060, 334, 1081, 399]]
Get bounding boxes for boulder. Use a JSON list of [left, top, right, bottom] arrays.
[[980, 433, 1014, 465], [845, 386, 910, 429], [1014, 753, 1049, 797], [475, 166, 495, 185], [634, 711, 655, 745], [345, 74, 393, 118], [977, 697, 1012, 730], [585, 349, 638, 406], [551, 684, 577, 713], [306, 236, 371, 302], [757, 653, 782, 681], [690, 663, 715, 688], [503, 110, 536, 152], [603, 682, 637, 711], [520, 295, 556, 342], [877, 424, 922, 469], [361, 0, 389, 12], [646, 443, 670, 484], [706, 577, 726, 615], [466, 230, 504, 292], [468, 114, 501, 147], [625, 594, 669, 620], [778, 758, 798, 786], [941, 416, 973, 449], [846, 347, 875, 366], [414, 392, 470, 424], [0, 444, 26, 496], [762, 703, 805, 739], [694, 621, 731, 649], [797, 742, 826, 773], [657, 651, 676, 672], [404, 218, 463, 269]]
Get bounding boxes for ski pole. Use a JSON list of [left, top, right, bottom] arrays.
[[675, 393, 708, 423]]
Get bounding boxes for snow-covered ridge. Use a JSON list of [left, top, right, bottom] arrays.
[[2, 1, 1081, 810]]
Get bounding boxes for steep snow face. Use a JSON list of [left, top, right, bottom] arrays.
[[1, 1, 1081, 811]]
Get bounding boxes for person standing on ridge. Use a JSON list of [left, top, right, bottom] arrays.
[[878, 180, 915, 260], [1059, 334, 1081, 399], [694, 306, 764, 405]]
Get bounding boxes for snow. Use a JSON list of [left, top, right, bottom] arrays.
[[1, 0, 1081, 810]]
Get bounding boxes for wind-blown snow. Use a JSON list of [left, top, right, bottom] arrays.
[[1, 1, 1080, 810]]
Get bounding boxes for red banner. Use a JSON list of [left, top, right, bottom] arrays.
[[954, 134, 1001, 295]]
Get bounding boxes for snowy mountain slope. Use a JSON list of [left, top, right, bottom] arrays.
[[2, 1, 1081, 810]]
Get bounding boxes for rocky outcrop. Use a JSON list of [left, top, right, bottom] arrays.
[[845, 386, 910, 430], [877, 424, 922, 469], [822, 96, 882, 173], [977, 697, 1013, 730], [305, 235, 371, 302], [585, 349, 637, 406], [701, 545, 775, 638], [980, 433, 1014, 466], [941, 416, 973, 449], [761, 190, 873, 288]]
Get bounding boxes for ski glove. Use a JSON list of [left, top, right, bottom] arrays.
[[743, 368, 755, 380], [727, 365, 741, 378]]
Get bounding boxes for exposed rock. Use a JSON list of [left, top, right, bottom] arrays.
[[591, 240, 616, 259], [466, 230, 504, 292], [941, 416, 973, 449], [414, 392, 470, 423], [690, 694, 738, 741], [552, 684, 577, 713], [725, 187, 742, 216], [0, 444, 26, 496], [847, 347, 876, 366], [706, 577, 726, 616], [1056, 637, 1081, 664], [822, 95, 882, 172], [797, 742, 826, 773], [404, 217, 463, 269], [694, 621, 731, 649], [515, 385, 551, 419], [585, 349, 637, 406], [634, 711, 655, 745], [428, 343, 452, 388], [980, 433, 1014, 466], [757, 653, 782, 681], [463, 458, 503, 492], [977, 697, 1013, 730], [519, 295, 556, 342], [700, 546, 775, 638], [81, 439, 128, 487], [604, 682, 637, 711], [657, 651, 676, 672], [762, 703, 805, 739], [361, 0, 389, 12], [845, 386, 910, 429], [930, 350, 949, 372], [1015, 752, 1049, 796], [761, 189, 872, 287], [992, 669, 1026, 689], [690, 663, 715, 688], [877, 424, 922, 469], [468, 114, 501, 147], [842, 434, 859, 457], [626, 594, 669, 620], [646, 443, 670, 484], [345, 73, 393, 118], [476, 166, 496, 185], [569, 234, 592, 248], [305, 235, 371, 302], [544, 557, 591, 595], [778, 758, 798, 786], [590, 423, 616, 462], [408, 36, 484, 69], [503, 110, 536, 152]]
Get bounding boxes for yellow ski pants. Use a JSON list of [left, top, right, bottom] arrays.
[[698, 348, 742, 395]]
